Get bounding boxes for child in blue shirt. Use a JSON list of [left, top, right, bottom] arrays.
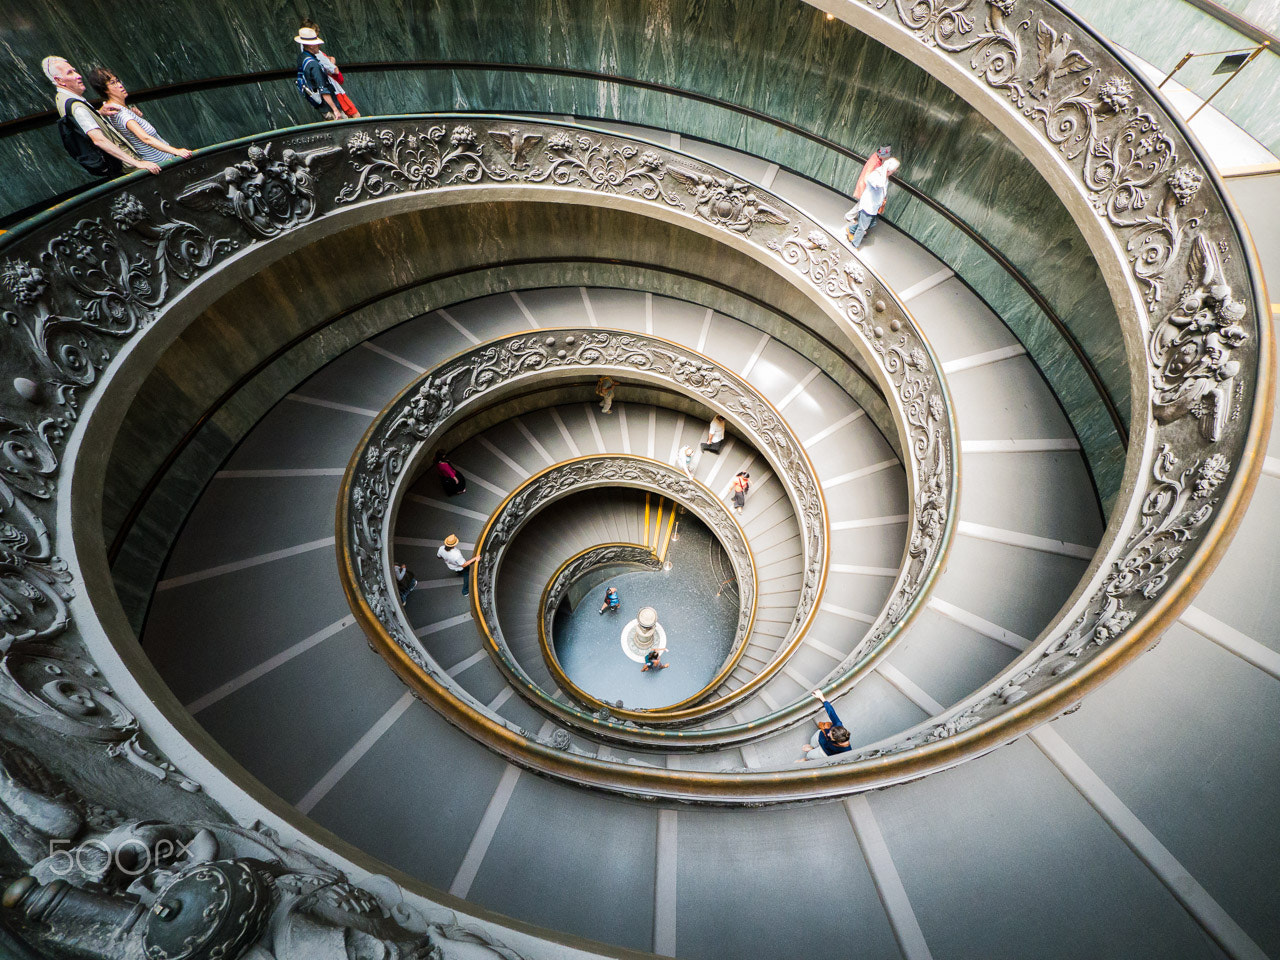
[[599, 586, 620, 614]]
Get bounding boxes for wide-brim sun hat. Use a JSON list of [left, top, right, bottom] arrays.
[[294, 27, 324, 44], [444, 534, 459, 548]]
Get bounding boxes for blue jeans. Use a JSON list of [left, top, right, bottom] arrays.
[[848, 210, 877, 248]]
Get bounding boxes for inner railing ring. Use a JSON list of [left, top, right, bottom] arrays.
[[339, 328, 893, 748], [473, 456, 758, 724]]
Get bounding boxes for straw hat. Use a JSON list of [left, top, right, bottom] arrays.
[[444, 534, 459, 548], [294, 26, 324, 44]]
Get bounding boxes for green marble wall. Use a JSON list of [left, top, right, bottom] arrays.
[[1215, 0, 1280, 34], [0, 0, 1126, 497], [1064, 0, 1280, 153]]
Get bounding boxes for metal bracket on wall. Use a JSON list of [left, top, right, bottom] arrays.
[[1157, 41, 1270, 120]]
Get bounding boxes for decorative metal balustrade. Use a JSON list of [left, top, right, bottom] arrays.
[[537, 542, 665, 712], [336, 327, 865, 746], [0, 5, 1267, 947]]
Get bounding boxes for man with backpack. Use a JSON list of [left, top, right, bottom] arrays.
[[294, 27, 343, 121], [42, 57, 160, 178]]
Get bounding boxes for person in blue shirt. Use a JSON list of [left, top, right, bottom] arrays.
[[798, 689, 851, 761], [599, 586, 620, 614], [642, 649, 669, 672]]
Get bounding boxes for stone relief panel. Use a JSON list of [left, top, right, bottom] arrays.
[[0, 742, 529, 960]]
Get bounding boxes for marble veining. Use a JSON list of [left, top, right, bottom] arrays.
[[1, 0, 1126, 498]]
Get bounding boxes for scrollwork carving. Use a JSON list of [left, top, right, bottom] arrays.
[[828, 0, 1265, 770], [0, 746, 528, 960], [848, 442, 1231, 762], [336, 124, 510, 203], [768, 227, 950, 662], [526, 133, 683, 206]]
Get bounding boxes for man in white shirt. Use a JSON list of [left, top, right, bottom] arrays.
[[42, 57, 160, 176], [700, 415, 727, 454], [437, 534, 479, 596], [845, 157, 900, 249]]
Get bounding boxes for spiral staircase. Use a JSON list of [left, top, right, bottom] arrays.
[[0, 2, 1277, 960]]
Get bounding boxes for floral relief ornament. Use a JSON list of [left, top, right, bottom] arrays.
[[336, 123, 509, 202]]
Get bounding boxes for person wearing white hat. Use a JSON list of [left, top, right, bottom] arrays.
[[299, 18, 360, 117], [294, 26, 342, 120], [437, 534, 479, 596]]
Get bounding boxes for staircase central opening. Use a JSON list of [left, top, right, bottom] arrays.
[[550, 509, 739, 710]]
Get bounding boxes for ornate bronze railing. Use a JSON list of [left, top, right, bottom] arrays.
[[538, 542, 665, 711], [336, 325, 865, 745], [0, 32, 1263, 814], [0, 2, 1268, 953]]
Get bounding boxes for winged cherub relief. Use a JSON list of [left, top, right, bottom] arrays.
[[1149, 234, 1249, 441], [177, 142, 342, 238]]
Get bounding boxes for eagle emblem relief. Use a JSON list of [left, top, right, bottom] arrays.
[[667, 165, 791, 234]]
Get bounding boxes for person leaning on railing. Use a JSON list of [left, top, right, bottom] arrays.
[[86, 68, 193, 164], [42, 56, 161, 177], [437, 534, 479, 597], [798, 689, 852, 762]]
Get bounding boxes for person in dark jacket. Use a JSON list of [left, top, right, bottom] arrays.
[[294, 26, 342, 120], [393, 562, 418, 605], [798, 689, 851, 761]]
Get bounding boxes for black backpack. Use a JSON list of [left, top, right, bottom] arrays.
[[57, 98, 123, 178]]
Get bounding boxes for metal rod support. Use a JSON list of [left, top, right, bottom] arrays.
[[1158, 52, 1196, 89], [1187, 44, 1268, 120]]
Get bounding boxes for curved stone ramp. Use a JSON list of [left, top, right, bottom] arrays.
[[137, 318, 1257, 959], [138, 187, 1109, 955], [141, 289, 895, 751], [142, 282, 1096, 736], [383, 279, 1101, 758], [629, 123, 1107, 763]]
